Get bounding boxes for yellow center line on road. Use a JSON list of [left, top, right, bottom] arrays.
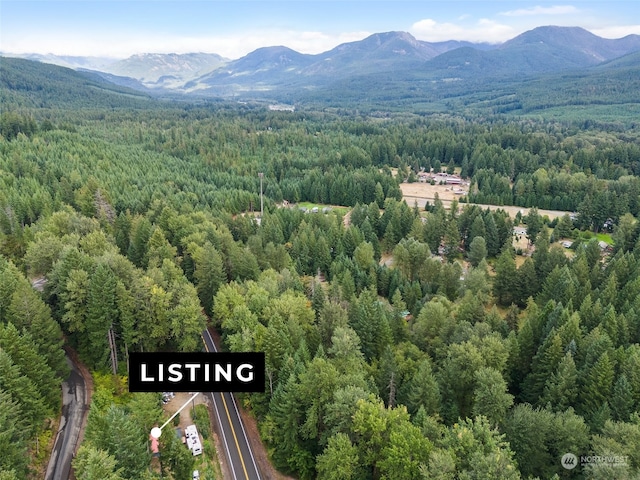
[[220, 390, 250, 479], [202, 334, 250, 480]]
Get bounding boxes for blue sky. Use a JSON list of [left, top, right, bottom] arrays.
[[2, 1, 640, 59]]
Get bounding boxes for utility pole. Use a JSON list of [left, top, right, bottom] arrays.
[[108, 325, 118, 375], [258, 172, 264, 220]]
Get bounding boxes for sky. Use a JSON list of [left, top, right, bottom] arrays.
[[2, 1, 640, 60]]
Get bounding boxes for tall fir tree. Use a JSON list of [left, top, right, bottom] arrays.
[[472, 367, 514, 426], [580, 351, 615, 418], [6, 282, 68, 377], [0, 349, 48, 436], [0, 322, 61, 412], [406, 358, 440, 416], [610, 374, 634, 422], [493, 248, 517, 306], [85, 264, 118, 370], [0, 388, 29, 476], [540, 351, 578, 411]]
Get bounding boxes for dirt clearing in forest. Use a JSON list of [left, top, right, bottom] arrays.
[[400, 182, 569, 221]]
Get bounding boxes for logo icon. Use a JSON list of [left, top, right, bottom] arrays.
[[562, 453, 578, 470]]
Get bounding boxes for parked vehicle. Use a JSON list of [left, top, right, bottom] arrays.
[[184, 425, 203, 456]]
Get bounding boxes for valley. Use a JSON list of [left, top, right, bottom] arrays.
[[1, 22, 640, 480], [4, 26, 640, 120]]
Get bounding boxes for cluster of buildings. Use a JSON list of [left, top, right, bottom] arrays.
[[417, 171, 466, 186], [298, 206, 333, 214]]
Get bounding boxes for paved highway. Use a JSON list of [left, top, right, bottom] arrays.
[[202, 329, 262, 480], [43, 327, 260, 479]]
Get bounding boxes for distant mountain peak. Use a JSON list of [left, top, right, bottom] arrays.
[[500, 25, 640, 64], [503, 25, 598, 46], [225, 45, 313, 71], [7, 25, 640, 101], [242, 45, 307, 64], [333, 31, 420, 51], [106, 52, 228, 86], [250, 45, 299, 54], [368, 31, 419, 42]]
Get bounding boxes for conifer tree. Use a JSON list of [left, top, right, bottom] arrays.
[[85, 264, 118, 370], [0, 350, 48, 435], [170, 283, 206, 352], [72, 445, 125, 480], [0, 322, 61, 411], [423, 211, 446, 254], [540, 351, 578, 411], [145, 227, 177, 269], [6, 282, 68, 376], [268, 370, 314, 477], [580, 351, 615, 417], [524, 207, 542, 245], [473, 367, 514, 426], [61, 268, 90, 334], [531, 228, 551, 280], [469, 216, 487, 248], [484, 213, 501, 258], [468, 236, 487, 267], [350, 288, 391, 362], [439, 342, 484, 422], [190, 241, 225, 316], [443, 219, 460, 262], [438, 262, 462, 301], [522, 332, 564, 405], [599, 273, 619, 313], [127, 216, 152, 268], [514, 257, 538, 306], [538, 265, 576, 307], [406, 358, 440, 416], [610, 374, 634, 422], [0, 388, 28, 476], [493, 248, 517, 306], [84, 404, 150, 479], [0, 258, 26, 323], [376, 345, 398, 408], [600, 305, 620, 346]]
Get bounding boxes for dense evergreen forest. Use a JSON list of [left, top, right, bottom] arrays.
[[1, 73, 640, 479]]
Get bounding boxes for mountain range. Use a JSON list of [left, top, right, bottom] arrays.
[[2, 26, 640, 116]]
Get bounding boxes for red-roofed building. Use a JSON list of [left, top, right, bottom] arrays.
[[149, 433, 160, 456]]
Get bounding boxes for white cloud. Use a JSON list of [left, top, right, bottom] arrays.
[[500, 5, 579, 17], [410, 18, 515, 43], [1, 29, 370, 59], [590, 25, 640, 38]]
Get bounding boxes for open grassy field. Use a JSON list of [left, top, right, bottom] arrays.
[[596, 233, 614, 245]]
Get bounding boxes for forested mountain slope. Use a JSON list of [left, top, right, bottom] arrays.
[[1, 57, 640, 479], [6, 26, 640, 116], [0, 57, 153, 109]]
